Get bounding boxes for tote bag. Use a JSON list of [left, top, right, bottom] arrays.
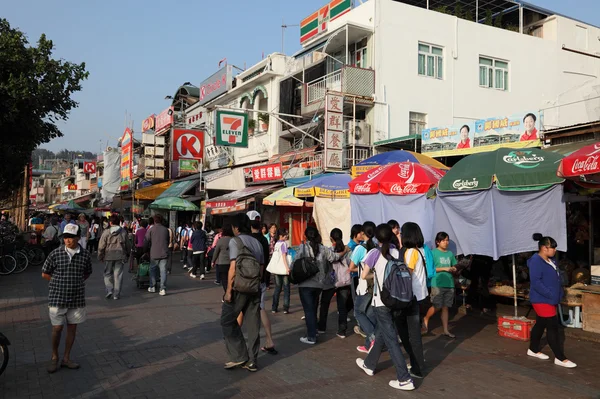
[[266, 242, 289, 275]]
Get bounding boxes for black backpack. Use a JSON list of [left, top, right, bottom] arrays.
[[373, 250, 414, 311], [290, 244, 319, 285], [232, 236, 262, 294]]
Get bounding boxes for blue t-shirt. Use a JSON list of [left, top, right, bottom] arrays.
[[347, 240, 360, 277]]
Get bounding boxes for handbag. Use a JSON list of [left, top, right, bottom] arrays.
[[289, 243, 319, 284], [266, 242, 288, 275]]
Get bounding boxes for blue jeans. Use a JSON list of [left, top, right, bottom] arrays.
[[365, 306, 411, 383], [299, 287, 321, 341], [354, 293, 376, 346], [272, 275, 290, 312], [150, 258, 168, 290]]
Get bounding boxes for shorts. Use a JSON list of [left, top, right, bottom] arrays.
[[430, 287, 454, 308], [260, 283, 266, 310], [49, 307, 87, 326]]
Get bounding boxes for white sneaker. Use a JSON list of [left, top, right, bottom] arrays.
[[554, 358, 577, 368], [189, 273, 197, 278], [159, 289, 166, 296], [527, 349, 549, 360], [389, 380, 415, 391], [301, 315, 306, 320], [200, 274, 205, 280], [299, 337, 316, 345], [148, 287, 156, 293], [356, 358, 374, 376]]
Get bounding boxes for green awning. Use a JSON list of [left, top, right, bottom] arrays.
[[543, 140, 598, 157], [156, 180, 197, 199], [374, 134, 420, 147]]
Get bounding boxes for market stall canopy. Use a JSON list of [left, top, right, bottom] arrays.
[[135, 181, 172, 200], [56, 200, 85, 211], [438, 148, 564, 193], [294, 174, 351, 198], [352, 150, 448, 177], [206, 184, 281, 214], [556, 142, 600, 183], [156, 180, 197, 200], [149, 197, 199, 211], [262, 186, 313, 207], [349, 162, 445, 195]]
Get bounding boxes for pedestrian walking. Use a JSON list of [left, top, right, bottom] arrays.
[[269, 228, 291, 314], [423, 232, 458, 338], [355, 223, 415, 391], [145, 214, 171, 296], [134, 219, 148, 268], [221, 213, 264, 372], [77, 214, 90, 250], [41, 223, 93, 374], [527, 233, 577, 368], [330, 228, 352, 338], [265, 223, 278, 289], [212, 225, 233, 292], [189, 221, 208, 279], [205, 222, 216, 273], [87, 218, 100, 254], [296, 226, 346, 345], [42, 218, 60, 256], [98, 214, 131, 300], [349, 222, 378, 353], [59, 213, 76, 234]]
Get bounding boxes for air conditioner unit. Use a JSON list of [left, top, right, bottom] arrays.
[[154, 170, 165, 180], [144, 147, 155, 156], [155, 136, 165, 146], [154, 159, 165, 168], [155, 147, 165, 157], [145, 169, 155, 179], [142, 133, 155, 145], [344, 120, 371, 147]]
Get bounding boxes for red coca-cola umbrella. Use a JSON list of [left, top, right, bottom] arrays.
[[558, 142, 600, 183], [349, 162, 446, 195]]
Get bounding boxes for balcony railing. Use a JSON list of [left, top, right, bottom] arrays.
[[343, 147, 372, 169], [304, 65, 375, 107]]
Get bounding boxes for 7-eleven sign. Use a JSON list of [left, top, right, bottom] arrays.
[[215, 110, 249, 148]]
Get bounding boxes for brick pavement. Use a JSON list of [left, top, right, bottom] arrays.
[[1, 256, 600, 399]]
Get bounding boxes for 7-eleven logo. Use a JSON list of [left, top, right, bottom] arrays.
[[219, 114, 246, 144]]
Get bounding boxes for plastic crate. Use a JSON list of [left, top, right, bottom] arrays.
[[498, 316, 535, 341]]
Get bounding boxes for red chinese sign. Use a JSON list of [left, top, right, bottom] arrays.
[[244, 163, 283, 185], [155, 107, 174, 135], [206, 200, 238, 208], [83, 162, 96, 174], [171, 129, 205, 161], [325, 93, 344, 170]]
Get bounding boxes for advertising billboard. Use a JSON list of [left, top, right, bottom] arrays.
[[120, 128, 133, 191], [199, 65, 233, 106], [171, 129, 205, 161], [300, 0, 352, 44], [421, 111, 541, 157], [215, 110, 249, 148]]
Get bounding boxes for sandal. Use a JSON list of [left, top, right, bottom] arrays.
[[261, 346, 278, 355], [442, 332, 456, 339], [421, 322, 428, 335]]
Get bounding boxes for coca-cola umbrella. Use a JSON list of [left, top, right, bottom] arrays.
[[349, 162, 446, 196], [352, 150, 448, 177], [557, 142, 600, 184]]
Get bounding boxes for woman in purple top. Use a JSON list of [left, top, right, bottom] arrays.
[[134, 220, 148, 267]]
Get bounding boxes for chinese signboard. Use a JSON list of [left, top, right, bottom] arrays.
[[171, 129, 205, 161], [187, 106, 207, 127], [142, 114, 155, 132], [155, 107, 174, 135], [243, 163, 284, 185], [199, 65, 233, 106], [216, 110, 249, 148], [120, 128, 133, 191], [179, 159, 200, 174], [324, 93, 344, 170], [206, 200, 238, 209], [421, 111, 541, 158], [83, 162, 96, 174], [300, 0, 352, 44]]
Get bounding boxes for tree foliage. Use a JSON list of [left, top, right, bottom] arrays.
[[32, 148, 96, 167], [0, 18, 88, 194]]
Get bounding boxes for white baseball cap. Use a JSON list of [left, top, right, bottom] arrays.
[[246, 210, 261, 221], [62, 223, 80, 238]]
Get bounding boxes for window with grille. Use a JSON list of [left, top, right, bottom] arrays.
[[418, 43, 443, 79], [479, 56, 509, 91], [409, 112, 427, 136]]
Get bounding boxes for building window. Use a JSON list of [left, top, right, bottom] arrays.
[[409, 112, 427, 136], [353, 47, 368, 68], [418, 43, 443, 79], [479, 57, 508, 91]]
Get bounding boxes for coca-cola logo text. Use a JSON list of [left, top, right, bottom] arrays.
[[452, 179, 479, 190], [352, 183, 372, 193], [571, 155, 599, 174], [389, 183, 419, 194], [397, 163, 412, 179]]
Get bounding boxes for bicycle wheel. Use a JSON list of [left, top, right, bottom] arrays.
[[0, 256, 17, 275], [12, 251, 29, 274], [28, 247, 45, 266], [0, 342, 8, 376]]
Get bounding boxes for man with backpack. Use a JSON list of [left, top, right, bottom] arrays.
[[98, 214, 131, 300], [221, 213, 264, 372], [42, 218, 61, 256]]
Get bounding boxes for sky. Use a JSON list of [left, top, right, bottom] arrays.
[[3, 0, 600, 153]]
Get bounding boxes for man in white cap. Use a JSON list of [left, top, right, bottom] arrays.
[[41, 223, 92, 374], [246, 210, 261, 222]]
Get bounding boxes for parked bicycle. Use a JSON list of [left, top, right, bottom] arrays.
[[0, 332, 10, 376]]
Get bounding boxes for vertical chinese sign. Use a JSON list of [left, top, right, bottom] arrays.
[[325, 93, 344, 170], [121, 128, 133, 191]]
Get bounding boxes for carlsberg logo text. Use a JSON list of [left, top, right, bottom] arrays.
[[502, 151, 544, 168], [452, 179, 479, 190]]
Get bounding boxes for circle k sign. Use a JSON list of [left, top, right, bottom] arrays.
[[172, 129, 205, 161]]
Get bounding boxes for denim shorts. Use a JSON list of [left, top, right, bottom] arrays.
[[49, 307, 87, 326]]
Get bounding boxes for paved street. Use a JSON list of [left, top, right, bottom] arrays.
[[1, 257, 599, 399]]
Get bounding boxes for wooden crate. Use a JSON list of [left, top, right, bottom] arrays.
[[582, 291, 600, 334]]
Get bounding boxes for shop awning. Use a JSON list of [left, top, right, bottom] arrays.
[[263, 186, 313, 207], [544, 140, 598, 157], [134, 181, 172, 200], [206, 184, 281, 209], [270, 145, 319, 164], [156, 180, 197, 200]]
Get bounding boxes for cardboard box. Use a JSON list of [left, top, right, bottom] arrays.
[[592, 265, 600, 286]]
